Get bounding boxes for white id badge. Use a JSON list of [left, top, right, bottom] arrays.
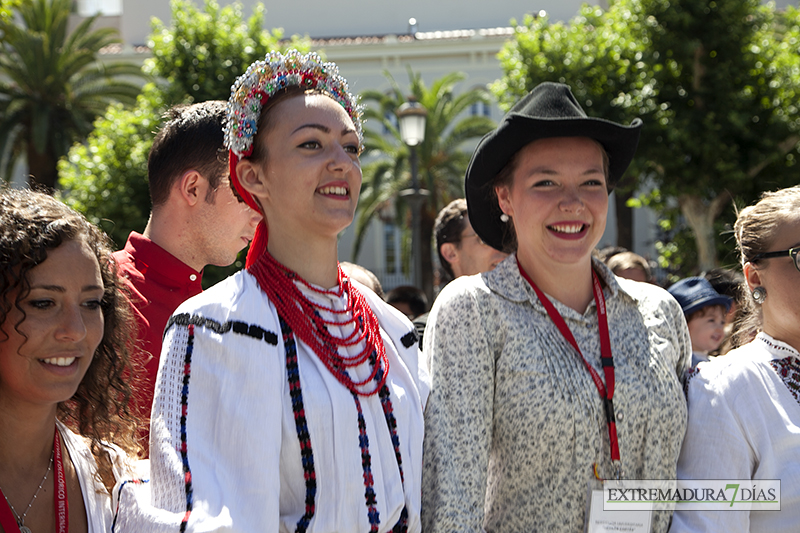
[[585, 480, 652, 533]]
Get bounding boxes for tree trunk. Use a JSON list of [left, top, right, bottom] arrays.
[[678, 192, 732, 272], [614, 188, 634, 251], [26, 143, 58, 192]]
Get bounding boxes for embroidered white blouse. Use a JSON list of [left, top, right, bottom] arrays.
[[421, 256, 690, 533], [113, 271, 429, 532], [670, 332, 800, 533]]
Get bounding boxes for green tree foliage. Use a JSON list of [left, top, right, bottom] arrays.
[[495, 0, 800, 273], [639, 0, 798, 271], [58, 85, 163, 247], [0, 0, 144, 190], [58, 0, 310, 285], [0, 1, 18, 22], [355, 71, 495, 298], [146, 0, 307, 105]]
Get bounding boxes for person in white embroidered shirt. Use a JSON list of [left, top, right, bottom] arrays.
[[113, 50, 429, 533], [671, 185, 800, 533], [0, 189, 139, 533]]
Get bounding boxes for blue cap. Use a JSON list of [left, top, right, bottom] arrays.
[[667, 277, 733, 316]]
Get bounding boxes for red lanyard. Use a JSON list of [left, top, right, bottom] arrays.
[[54, 429, 68, 533], [0, 428, 69, 533], [518, 263, 622, 478]]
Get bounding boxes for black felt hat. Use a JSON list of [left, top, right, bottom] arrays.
[[465, 82, 643, 251]]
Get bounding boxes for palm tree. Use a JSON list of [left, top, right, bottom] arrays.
[[0, 0, 144, 190], [354, 70, 495, 300]]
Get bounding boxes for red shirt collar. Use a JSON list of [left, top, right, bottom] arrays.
[[123, 232, 203, 289]]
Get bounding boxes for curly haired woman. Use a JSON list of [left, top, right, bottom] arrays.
[[0, 189, 140, 533]]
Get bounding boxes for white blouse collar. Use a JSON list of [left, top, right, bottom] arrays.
[[484, 254, 627, 307], [756, 331, 800, 360]]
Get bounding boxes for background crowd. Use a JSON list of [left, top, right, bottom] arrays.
[[1, 26, 799, 533]]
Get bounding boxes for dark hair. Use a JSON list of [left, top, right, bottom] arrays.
[[596, 245, 629, 263], [488, 138, 610, 253], [340, 261, 385, 300], [704, 267, 743, 300], [0, 189, 141, 489], [730, 185, 800, 348], [148, 101, 230, 206], [434, 199, 469, 279], [685, 303, 727, 324], [606, 251, 652, 281], [386, 285, 429, 318]]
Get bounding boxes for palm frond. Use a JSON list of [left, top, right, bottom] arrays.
[[0, 0, 145, 189], [353, 68, 497, 274]]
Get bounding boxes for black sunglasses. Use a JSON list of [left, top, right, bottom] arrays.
[[752, 246, 800, 272]]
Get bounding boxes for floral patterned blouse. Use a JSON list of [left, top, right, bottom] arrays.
[[421, 255, 690, 533]]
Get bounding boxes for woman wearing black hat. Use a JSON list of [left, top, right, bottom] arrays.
[[421, 83, 691, 532]]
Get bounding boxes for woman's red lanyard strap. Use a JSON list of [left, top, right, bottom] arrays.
[[0, 428, 68, 533], [53, 429, 68, 533], [518, 263, 622, 480]]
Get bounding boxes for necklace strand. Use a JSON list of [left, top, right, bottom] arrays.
[[248, 251, 390, 396], [1, 447, 54, 531]]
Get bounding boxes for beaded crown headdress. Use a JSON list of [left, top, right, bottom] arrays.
[[224, 49, 362, 160], [223, 49, 363, 267]]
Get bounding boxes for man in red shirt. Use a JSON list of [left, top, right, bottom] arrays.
[[113, 101, 261, 451]]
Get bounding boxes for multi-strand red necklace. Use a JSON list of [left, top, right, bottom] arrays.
[[248, 251, 390, 396]]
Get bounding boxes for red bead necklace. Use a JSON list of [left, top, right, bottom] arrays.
[[248, 251, 390, 396]]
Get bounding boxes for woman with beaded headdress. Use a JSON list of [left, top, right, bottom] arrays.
[[113, 50, 429, 532]]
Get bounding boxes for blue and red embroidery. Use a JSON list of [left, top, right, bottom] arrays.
[[287, 319, 411, 533], [353, 392, 381, 531], [684, 366, 701, 397], [281, 316, 318, 533], [768, 357, 800, 406], [172, 313, 411, 531], [179, 323, 196, 532], [111, 479, 148, 532]]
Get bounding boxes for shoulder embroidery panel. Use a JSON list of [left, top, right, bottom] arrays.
[[768, 357, 800, 406], [165, 313, 278, 345]]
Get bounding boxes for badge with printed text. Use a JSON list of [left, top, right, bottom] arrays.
[[585, 480, 652, 533]]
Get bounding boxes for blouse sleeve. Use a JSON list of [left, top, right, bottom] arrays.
[[669, 372, 753, 533], [668, 296, 693, 382], [421, 282, 495, 533], [114, 304, 285, 532]]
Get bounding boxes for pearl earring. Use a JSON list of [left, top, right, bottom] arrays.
[[500, 213, 509, 223]]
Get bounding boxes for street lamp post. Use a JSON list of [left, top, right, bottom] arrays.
[[396, 100, 429, 290]]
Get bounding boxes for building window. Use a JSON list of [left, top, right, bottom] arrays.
[[471, 101, 491, 118], [78, 0, 122, 16]]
